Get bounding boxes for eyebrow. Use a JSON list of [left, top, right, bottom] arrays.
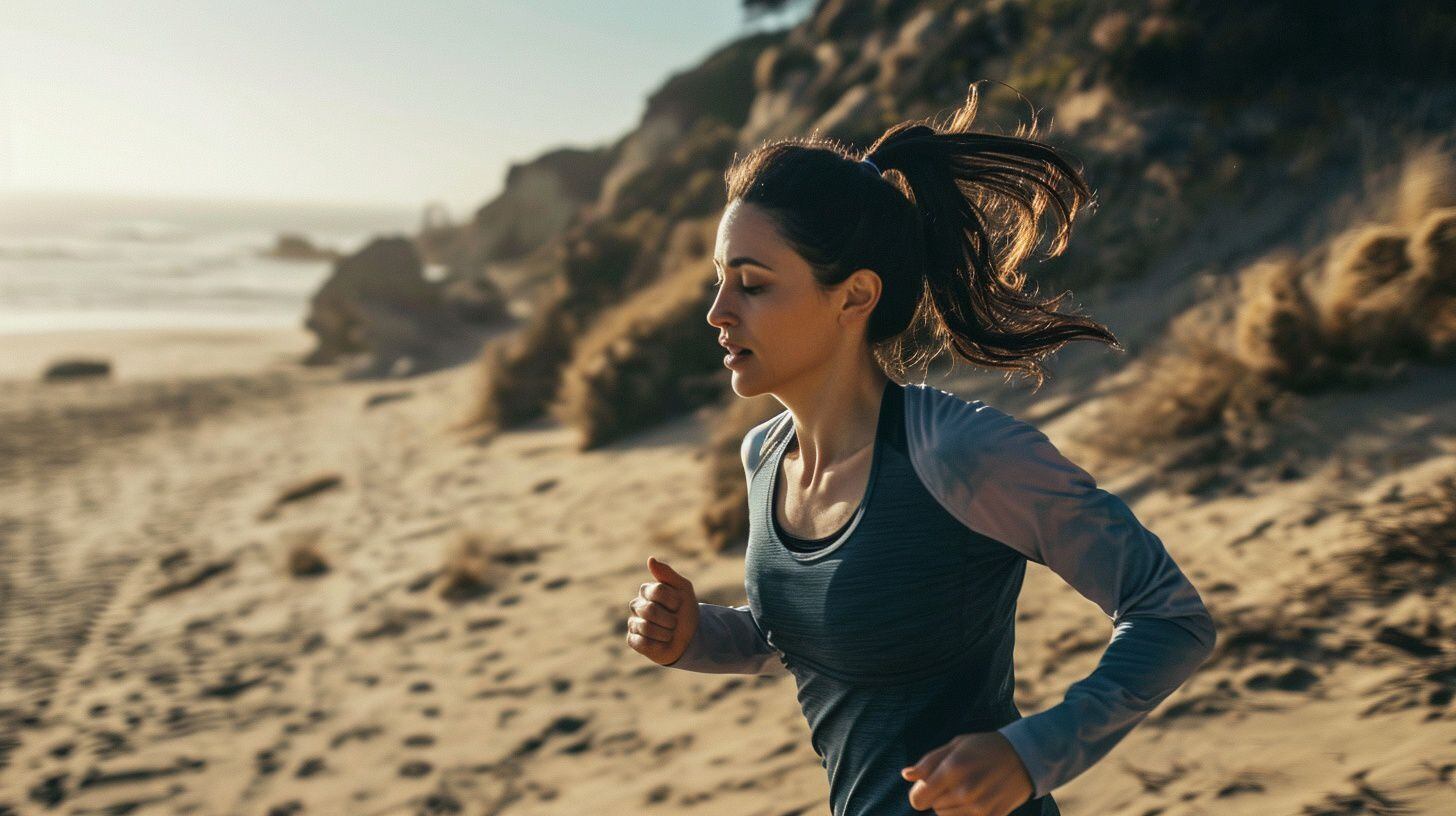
[[714, 255, 775, 273]]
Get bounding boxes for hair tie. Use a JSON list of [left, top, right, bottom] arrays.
[[860, 157, 881, 175]]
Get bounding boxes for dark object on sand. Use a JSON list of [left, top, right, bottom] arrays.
[[42, 358, 112, 381]]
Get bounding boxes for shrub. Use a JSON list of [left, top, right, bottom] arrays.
[[1100, 158, 1456, 477], [438, 530, 495, 602], [463, 219, 650, 431], [282, 527, 330, 578], [552, 218, 727, 449]]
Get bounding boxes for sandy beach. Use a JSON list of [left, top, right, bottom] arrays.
[[0, 327, 1454, 815]]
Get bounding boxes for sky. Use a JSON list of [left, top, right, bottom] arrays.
[[0, 1, 808, 216]]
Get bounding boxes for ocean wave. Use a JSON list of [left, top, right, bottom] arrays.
[[91, 220, 193, 243], [0, 242, 124, 261]]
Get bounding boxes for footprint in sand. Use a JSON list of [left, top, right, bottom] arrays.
[[1215, 770, 1270, 798], [329, 724, 382, 748], [652, 733, 695, 760], [256, 747, 284, 776], [694, 677, 747, 710], [294, 756, 327, 778], [1243, 664, 1320, 692], [598, 729, 647, 757]]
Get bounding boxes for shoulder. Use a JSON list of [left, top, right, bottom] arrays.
[[901, 383, 1093, 535], [901, 382, 1045, 473], [740, 408, 792, 477]]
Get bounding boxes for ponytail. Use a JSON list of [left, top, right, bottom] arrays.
[[724, 80, 1121, 389]]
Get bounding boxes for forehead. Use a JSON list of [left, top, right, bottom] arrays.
[[713, 201, 784, 264]]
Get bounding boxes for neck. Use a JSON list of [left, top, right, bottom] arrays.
[[772, 352, 890, 482]]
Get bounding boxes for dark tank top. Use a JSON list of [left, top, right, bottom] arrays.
[[746, 379, 1059, 816], [669, 378, 1216, 812]]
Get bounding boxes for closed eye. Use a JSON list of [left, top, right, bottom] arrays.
[[707, 278, 765, 295]]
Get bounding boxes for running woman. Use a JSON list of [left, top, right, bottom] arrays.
[[625, 82, 1216, 816]]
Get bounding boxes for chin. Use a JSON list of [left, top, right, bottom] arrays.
[[729, 374, 771, 400]]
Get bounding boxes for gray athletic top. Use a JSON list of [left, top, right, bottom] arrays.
[[666, 379, 1216, 816]]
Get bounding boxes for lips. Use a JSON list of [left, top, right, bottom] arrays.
[[719, 339, 752, 356]]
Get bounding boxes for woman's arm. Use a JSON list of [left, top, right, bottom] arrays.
[[665, 603, 788, 675], [664, 413, 792, 676], [905, 390, 1217, 800]]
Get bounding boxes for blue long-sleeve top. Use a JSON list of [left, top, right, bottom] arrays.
[[666, 379, 1216, 816]]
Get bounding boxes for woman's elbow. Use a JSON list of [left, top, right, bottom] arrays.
[[1193, 607, 1218, 663]]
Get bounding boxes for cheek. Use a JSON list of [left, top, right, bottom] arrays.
[[755, 297, 836, 358]]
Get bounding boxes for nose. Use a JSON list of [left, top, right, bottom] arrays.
[[705, 285, 735, 330]]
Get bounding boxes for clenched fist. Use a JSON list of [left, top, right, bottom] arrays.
[[626, 556, 701, 665]]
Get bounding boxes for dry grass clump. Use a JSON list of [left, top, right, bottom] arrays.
[[464, 293, 583, 431], [437, 530, 496, 601], [700, 392, 784, 553], [1230, 251, 1323, 382], [1393, 140, 1456, 229], [1103, 149, 1456, 470], [281, 526, 330, 578], [461, 217, 651, 432], [552, 217, 727, 449], [1098, 334, 1297, 471], [1310, 207, 1456, 367], [1298, 170, 1456, 370], [1314, 224, 1427, 364], [1406, 207, 1456, 357]]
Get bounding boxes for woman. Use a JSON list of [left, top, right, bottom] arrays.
[[625, 82, 1217, 816]]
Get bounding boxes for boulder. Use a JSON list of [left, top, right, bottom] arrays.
[[303, 237, 466, 376]]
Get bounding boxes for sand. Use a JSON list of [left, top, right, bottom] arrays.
[[0, 327, 1454, 815]]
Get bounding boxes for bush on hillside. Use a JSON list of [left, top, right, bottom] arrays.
[[1100, 179, 1456, 476], [462, 217, 653, 431], [551, 218, 727, 449]]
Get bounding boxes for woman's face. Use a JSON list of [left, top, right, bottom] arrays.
[[705, 199, 847, 398]]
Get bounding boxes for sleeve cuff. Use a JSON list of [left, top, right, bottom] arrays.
[[998, 715, 1053, 801]]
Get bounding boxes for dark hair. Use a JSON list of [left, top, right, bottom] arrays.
[[723, 80, 1122, 390]]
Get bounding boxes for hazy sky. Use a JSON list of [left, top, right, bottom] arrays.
[[0, 1, 806, 215]]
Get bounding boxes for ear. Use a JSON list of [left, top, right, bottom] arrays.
[[837, 268, 882, 327]]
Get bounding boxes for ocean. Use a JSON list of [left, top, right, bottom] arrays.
[[0, 192, 419, 334]]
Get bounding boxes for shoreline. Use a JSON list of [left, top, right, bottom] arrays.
[[0, 326, 316, 382]]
